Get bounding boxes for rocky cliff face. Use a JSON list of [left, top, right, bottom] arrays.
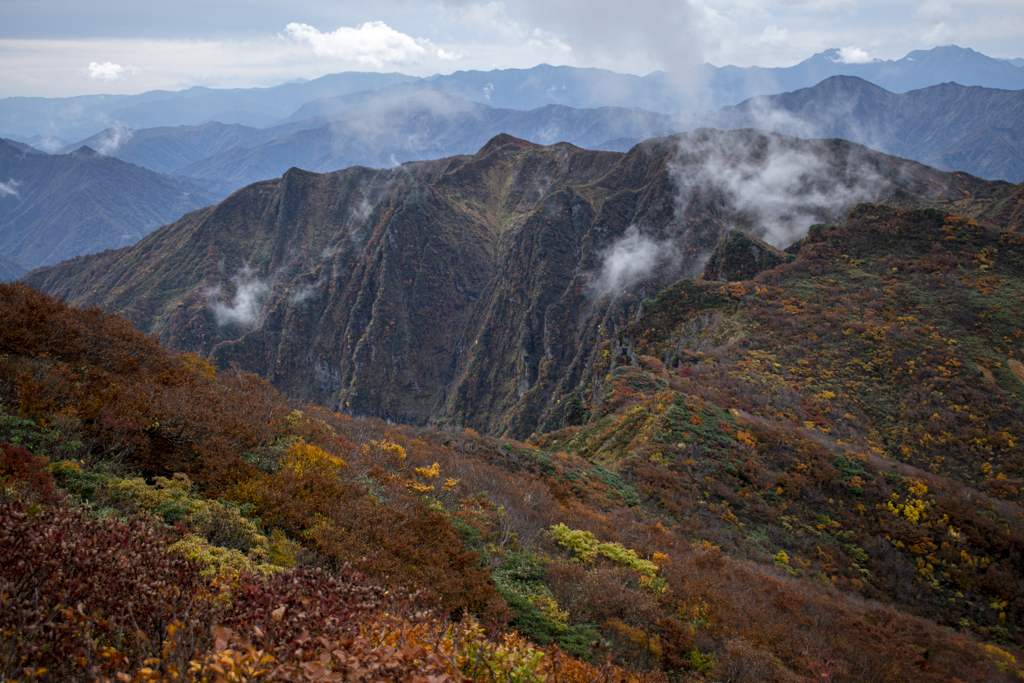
[[25, 130, 1018, 437]]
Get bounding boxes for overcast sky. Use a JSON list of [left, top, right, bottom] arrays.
[[3, 0, 1022, 97]]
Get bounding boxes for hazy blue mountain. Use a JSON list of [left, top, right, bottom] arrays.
[[175, 91, 677, 189], [58, 119, 332, 175], [0, 72, 418, 143], [0, 252, 36, 281], [700, 76, 1024, 182], [4, 46, 1023, 143], [0, 139, 216, 269], [597, 76, 1024, 182]]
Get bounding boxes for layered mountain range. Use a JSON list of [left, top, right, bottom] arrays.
[[25, 130, 1022, 439], [40, 76, 1024, 201], [4, 45, 1022, 145]]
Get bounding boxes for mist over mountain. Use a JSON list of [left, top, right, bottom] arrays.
[[176, 92, 678, 191], [0, 138, 215, 276], [593, 77, 1024, 183], [707, 77, 1024, 182], [3, 46, 1022, 144], [59, 119, 334, 175], [55, 75, 1024, 203], [0, 72, 419, 146], [25, 131, 1018, 437], [56, 88, 677, 194]]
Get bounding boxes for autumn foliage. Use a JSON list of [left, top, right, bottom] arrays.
[[3, 200, 1024, 683]]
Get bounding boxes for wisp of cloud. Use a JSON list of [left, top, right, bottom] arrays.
[[94, 126, 134, 155], [209, 265, 269, 327], [0, 179, 21, 199], [591, 225, 678, 296]]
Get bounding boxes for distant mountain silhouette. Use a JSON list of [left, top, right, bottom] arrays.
[[63, 91, 676, 192], [3, 46, 1022, 142]]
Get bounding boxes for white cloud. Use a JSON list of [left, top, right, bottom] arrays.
[[592, 225, 678, 295], [289, 279, 324, 306], [525, 28, 571, 54], [921, 22, 955, 45], [35, 138, 63, 153], [5, 0, 1024, 98], [93, 125, 134, 155], [0, 179, 21, 198], [670, 132, 887, 249], [757, 24, 790, 46], [436, 47, 464, 60], [286, 21, 428, 66], [835, 46, 872, 63], [86, 61, 125, 81], [209, 265, 269, 327]]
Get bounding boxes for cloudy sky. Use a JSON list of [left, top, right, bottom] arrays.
[[3, 0, 1022, 97]]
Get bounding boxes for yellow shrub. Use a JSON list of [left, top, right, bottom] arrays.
[[169, 534, 281, 577], [281, 441, 347, 478]]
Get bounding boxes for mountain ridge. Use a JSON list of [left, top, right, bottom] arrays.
[[25, 130, 1020, 437], [0, 138, 216, 275]]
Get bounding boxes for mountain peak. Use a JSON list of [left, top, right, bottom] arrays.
[[71, 145, 101, 157], [474, 133, 540, 159]]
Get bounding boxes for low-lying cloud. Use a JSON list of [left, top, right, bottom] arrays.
[[93, 126, 134, 155], [0, 179, 20, 199], [289, 279, 324, 306], [209, 265, 269, 327], [835, 46, 873, 64], [671, 130, 887, 249], [591, 225, 678, 296]]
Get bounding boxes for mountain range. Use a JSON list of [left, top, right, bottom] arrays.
[[700, 76, 1024, 182], [3, 45, 1022, 145], [51, 75, 1024, 202], [0, 138, 216, 277], [25, 131, 1021, 436]]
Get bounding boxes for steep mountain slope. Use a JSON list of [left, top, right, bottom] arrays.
[[6, 249, 1024, 682], [6, 202, 1024, 680], [596, 77, 1024, 182], [26, 131, 1017, 438], [530, 203, 1024, 643], [0, 139, 215, 271]]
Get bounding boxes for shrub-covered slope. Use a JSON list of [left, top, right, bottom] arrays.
[[4, 211, 1024, 681], [24, 131, 1019, 440], [531, 204, 1024, 646]]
